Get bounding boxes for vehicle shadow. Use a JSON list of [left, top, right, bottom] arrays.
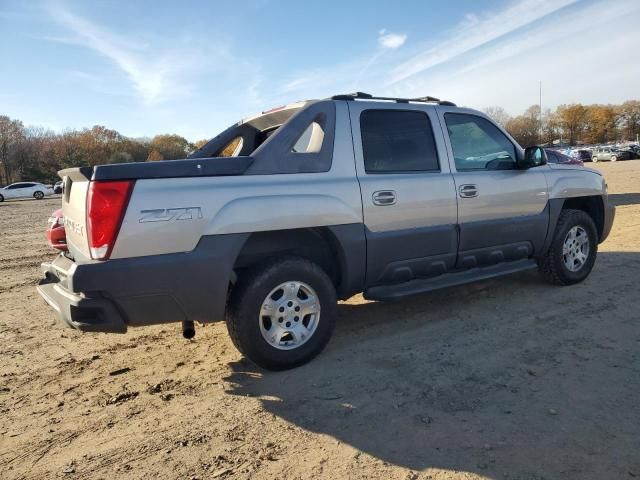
[[608, 192, 640, 206], [223, 252, 640, 479]]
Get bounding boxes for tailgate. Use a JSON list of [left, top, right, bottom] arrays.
[[60, 169, 92, 261]]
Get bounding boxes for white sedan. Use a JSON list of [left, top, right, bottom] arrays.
[[0, 182, 54, 202]]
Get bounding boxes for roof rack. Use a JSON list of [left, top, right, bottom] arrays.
[[331, 91, 456, 106]]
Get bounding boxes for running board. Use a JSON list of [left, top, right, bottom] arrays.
[[364, 259, 538, 301]]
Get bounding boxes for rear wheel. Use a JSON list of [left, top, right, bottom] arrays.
[[538, 209, 598, 286], [226, 256, 337, 370], [33, 191, 44, 200]]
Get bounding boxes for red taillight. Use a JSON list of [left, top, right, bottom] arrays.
[[86, 180, 134, 260]]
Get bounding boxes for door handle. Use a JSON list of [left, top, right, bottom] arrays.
[[372, 190, 396, 206], [459, 184, 478, 198]]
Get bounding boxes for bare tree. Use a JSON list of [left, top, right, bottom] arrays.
[[483, 106, 511, 127], [618, 100, 640, 141], [504, 105, 540, 146], [0, 115, 25, 185]]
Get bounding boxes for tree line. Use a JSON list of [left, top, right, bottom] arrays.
[[2, 100, 640, 184], [485, 100, 640, 148], [0, 118, 209, 185]]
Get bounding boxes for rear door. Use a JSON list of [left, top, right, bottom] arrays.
[[24, 183, 37, 197], [348, 102, 458, 286], [437, 109, 549, 268]]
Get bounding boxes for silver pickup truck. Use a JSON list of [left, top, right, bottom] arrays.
[[38, 92, 615, 370]]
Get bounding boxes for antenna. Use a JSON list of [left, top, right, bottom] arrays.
[[539, 80, 543, 144]]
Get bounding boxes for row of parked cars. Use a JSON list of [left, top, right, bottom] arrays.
[[564, 144, 640, 163]]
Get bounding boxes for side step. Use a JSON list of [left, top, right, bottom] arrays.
[[364, 259, 538, 301]]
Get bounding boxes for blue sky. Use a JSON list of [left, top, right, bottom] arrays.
[[1, 0, 639, 141]]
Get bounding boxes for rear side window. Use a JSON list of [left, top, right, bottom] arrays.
[[360, 110, 439, 173]]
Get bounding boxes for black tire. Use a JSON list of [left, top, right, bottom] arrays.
[[226, 256, 337, 371], [538, 209, 598, 286], [33, 191, 44, 200], [0, 194, 4, 202]]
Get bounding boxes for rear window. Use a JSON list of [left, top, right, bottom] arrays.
[[360, 110, 439, 173]]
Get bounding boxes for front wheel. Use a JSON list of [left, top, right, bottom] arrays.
[[610, 155, 617, 162], [0, 194, 4, 202], [538, 209, 598, 286], [226, 257, 337, 370], [592, 156, 598, 162], [33, 191, 44, 200]]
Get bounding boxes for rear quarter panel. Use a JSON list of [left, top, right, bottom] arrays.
[[111, 102, 363, 259]]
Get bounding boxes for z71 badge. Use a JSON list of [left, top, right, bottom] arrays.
[[139, 207, 203, 223]]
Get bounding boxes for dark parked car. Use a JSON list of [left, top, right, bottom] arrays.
[[616, 146, 638, 159], [53, 181, 63, 194], [570, 149, 593, 162], [545, 149, 584, 166]]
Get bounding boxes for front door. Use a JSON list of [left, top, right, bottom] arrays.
[[348, 103, 458, 286], [438, 110, 549, 268], [5, 183, 28, 199]]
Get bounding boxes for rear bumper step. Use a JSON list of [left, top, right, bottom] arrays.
[[37, 270, 127, 333]]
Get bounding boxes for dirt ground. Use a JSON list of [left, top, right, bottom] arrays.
[[1, 162, 639, 480]]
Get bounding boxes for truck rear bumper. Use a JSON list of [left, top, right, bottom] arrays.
[[37, 274, 127, 333], [37, 234, 249, 333]]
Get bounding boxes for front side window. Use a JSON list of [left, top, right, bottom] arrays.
[[445, 113, 516, 171], [360, 110, 439, 173]]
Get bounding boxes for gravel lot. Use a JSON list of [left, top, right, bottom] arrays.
[[1, 162, 639, 480]]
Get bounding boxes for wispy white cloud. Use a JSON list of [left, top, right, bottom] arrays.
[[378, 29, 407, 49], [386, 0, 578, 85], [46, 4, 204, 105], [456, 0, 640, 75], [280, 28, 408, 100], [274, 0, 640, 121], [389, 0, 640, 114]]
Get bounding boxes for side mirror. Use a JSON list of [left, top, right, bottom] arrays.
[[520, 146, 547, 169]]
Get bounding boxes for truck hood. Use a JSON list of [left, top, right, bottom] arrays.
[[548, 163, 601, 176]]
